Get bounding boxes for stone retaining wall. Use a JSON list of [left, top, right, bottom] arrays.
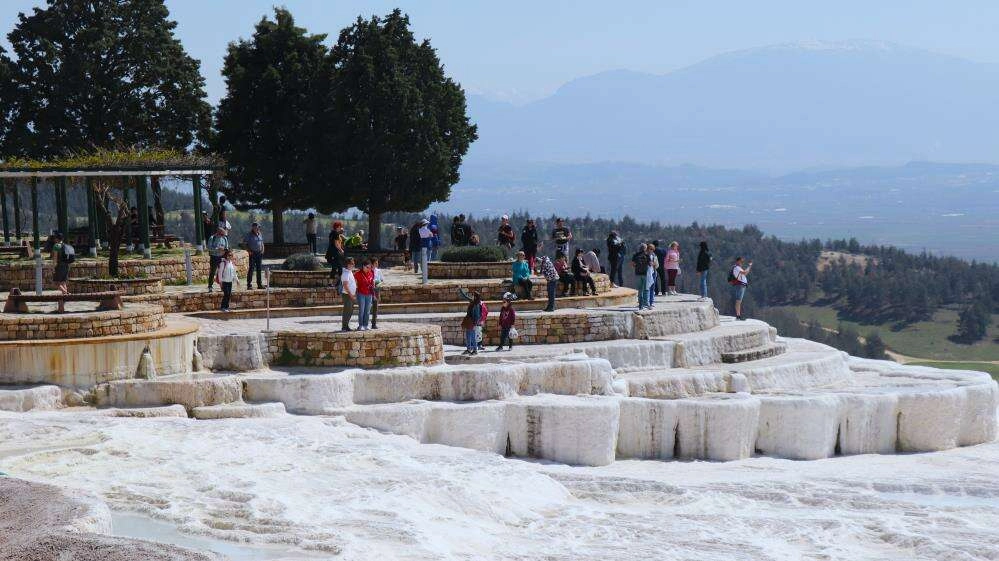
[[269, 270, 329, 288], [68, 277, 164, 296], [0, 304, 165, 340], [266, 323, 443, 368], [394, 309, 633, 346], [0, 250, 248, 290], [428, 261, 513, 279]]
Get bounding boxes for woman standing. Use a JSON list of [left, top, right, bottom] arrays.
[[665, 241, 681, 296], [539, 256, 559, 312], [461, 290, 483, 355], [327, 221, 345, 289], [354, 259, 375, 331], [216, 249, 240, 312], [696, 241, 712, 300]]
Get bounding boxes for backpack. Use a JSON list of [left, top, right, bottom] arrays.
[[61, 243, 76, 264], [728, 266, 745, 286]]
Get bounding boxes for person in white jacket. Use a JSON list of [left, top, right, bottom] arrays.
[[340, 257, 357, 331], [371, 257, 384, 329], [216, 249, 240, 312]]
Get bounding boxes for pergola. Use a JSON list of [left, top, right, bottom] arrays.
[[0, 150, 223, 258]]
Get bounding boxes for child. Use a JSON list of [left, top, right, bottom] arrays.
[[460, 290, 482, 355], [370, 257, 383, 329], [216, 249, 240, 312], [496, 293, 517, 351]]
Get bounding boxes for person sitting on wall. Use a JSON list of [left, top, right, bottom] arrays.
[[511, 251, 534, 299]]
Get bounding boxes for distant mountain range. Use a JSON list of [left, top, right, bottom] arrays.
[[465, 40, 999, 171]]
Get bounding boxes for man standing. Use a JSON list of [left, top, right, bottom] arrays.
[[522, 219, 540, 271], [340, 257, 357, 331], [653, 240, 668, 296], [552, 218, 572, 256], [327, 221, 346, 290], [497, 215, 515, 258], [450, 216, 466, 247], [243, 222, 265, 290], [606, 231, 626, 287], [303, 213, 318, 254], [632, 243, 650, 310], [731, 256, 753, 321], [207, 227, 229, 293]]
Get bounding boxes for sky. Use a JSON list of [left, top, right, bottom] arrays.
[[2, 0, 999, 105]]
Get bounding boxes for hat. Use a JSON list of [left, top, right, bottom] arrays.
[[502, 291, 517, 301], [501, 214, 509, 220]]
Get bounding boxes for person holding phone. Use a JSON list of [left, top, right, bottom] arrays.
[[730, 256, 753, 320]]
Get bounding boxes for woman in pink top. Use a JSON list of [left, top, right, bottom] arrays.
[[665, 241, 681, 296]]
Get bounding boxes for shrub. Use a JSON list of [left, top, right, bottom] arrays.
[[439, 246, 506, 263], [282, 252, 324, 271]]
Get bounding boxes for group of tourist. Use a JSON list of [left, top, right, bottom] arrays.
[[338, 256, 383, 331]]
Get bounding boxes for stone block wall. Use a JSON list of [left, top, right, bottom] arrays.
[[428, 261, 514, 279], [269, 270, 330, 288], [68, 277, 165, 296], [0, 304, 165, 340], [265, 323, 444, 368], [0, 250, 248, 290], [393, 309, 633, 346]]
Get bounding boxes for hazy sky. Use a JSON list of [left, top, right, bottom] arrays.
[[2, 0, 998, 104]]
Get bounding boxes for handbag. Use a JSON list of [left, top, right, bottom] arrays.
[[508, 327, 519, 340]]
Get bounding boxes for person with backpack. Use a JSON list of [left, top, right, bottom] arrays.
[[458, 289, 483, 355], [408, 220, 423, 273], [497, 215, 516, 257], [729, 256, 753, 320], [450, 216, 466, 247], [539, 255, 559, 312], [606, 231, 626, 287], [521, 219, 540, 271], [632, 244, 650, 310], [206, 227, 229, 293], [50, 232, 73, 312], [496, 293, 517, 352], [216, 249, 240, 312], [696, 241, 712, 300]]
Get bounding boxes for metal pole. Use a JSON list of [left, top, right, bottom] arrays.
[[12, 180, 21, 239], [56, 177, 68, 237], [192, 175, 204, 250], [85, 177, 98, 257], [138, 175, 151, 258], [421, 247, 428, 285], [0, 182, 9, 245], [31, 179, 41, 295]]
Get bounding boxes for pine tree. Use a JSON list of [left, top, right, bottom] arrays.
[[955, 303, 990, 343]]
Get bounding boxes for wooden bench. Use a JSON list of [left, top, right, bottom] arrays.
[[3, 287, 124, 313], [0, 245, 32, 259]]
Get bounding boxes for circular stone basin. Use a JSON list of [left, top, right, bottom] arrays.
[[269, 322, 444, 368], [68, 276, 165, 295], [0, 303, 165, 340]]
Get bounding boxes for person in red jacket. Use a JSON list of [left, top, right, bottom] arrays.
[[496, 292, 517, 351], [353, 259, 376, 330]]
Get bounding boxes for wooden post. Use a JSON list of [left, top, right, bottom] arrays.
[[192, 175, 204, 249], [12, 180, 21, 239], [0, 182, 9, 245], [56, 176, 69, 237], [138, 175, 151, 258]]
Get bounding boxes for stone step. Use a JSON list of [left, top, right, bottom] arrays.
[[660, 321, 776, 367], [95, 404, 189, 418], [721, 342, 787, 364], [192, 402, 287, 420], [93, 375, 243, 411], [0, 385, 63, 412]]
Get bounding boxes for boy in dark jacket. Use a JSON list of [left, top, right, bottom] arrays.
[[496, 292, 517, 351]]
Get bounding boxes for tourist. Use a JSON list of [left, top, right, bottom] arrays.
[[477, 297, 488, 351], [554, 252, 575, 296], [419, 219, 434, 263], [572, 248, 597, 296], [583, 247, 602, 275], [207, 226, 229, 293], [606, 231, 626, 287], [511, 251, 533, 299], [539, 255, 559, 312], [450, 216, 466, 246], [730, 256, 752, 321], [304, 212, 318, 254], [653, 240, 668, 296], [408, 220, 423, 273], [327, 221, 346, 290], [354, 259, 375, 331], [665, 241, 681, 296], [370, 257, 384, 329], [429, 214, 442, 260], [394, 227, 409, 254], [552, 218, 572, 256], [632, 243, 650, 309], [521, 218, 540, 270], [216, 249, 240, 313], [217, 209, 232, 232], [49, 232, 71, 313], [459, 214, 476, 247], [646, 243, 659, 307], [696, 241, 712, 300], [460, 290, 482, 355], [243, 222, 265, 290], [340, 257, 357, 331], [497, 215, 515, 257], [496, 293, 517, 352], [200, 212, 213, 245]]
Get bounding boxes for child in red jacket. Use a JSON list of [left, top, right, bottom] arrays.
[[496, 292, 517, 351]]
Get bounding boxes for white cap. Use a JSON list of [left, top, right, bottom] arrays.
[[501, 214, 509, 220]]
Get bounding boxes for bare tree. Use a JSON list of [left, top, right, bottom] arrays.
[[93, 179, 131, 278]]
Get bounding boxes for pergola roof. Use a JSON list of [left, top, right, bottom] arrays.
[[0, 148, 222, 178]]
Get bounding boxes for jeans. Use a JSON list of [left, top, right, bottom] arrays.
[[306, 233, 317, 254], [499, 327, 513, 348], [558, 273, 575, 295], [699, 270, 709, 298], [636, 274, 648, 308], [341, 293, 354, 329], [465, 329, 477, 351], [220, 282, 232, 310], [208, 256, 222, 289], [658, 267, 668, 294], [575, 274, 596, 295], [609, 257, 623, 286], [247, 251, 263, 288], [546, 280, 557, 311], [648, 271, 657, 306], [357, 294, 373, 328]]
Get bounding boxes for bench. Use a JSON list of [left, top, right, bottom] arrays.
[[0, 245, 31, 259], [3, 287, 124, 313]]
